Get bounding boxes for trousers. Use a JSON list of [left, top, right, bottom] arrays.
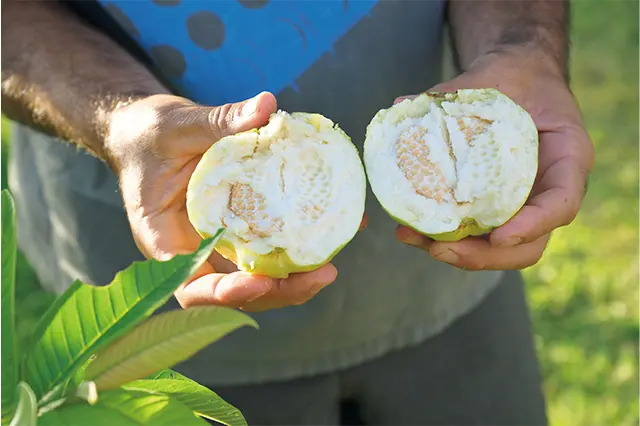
[[209, 271, 548, 426]]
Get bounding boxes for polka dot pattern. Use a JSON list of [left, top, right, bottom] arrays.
[[97, 0, 379, 104], [105, 3, 140, 38], [152, 0, 181, 6], [186, 11, 226, 51], [238, 0, 269, 9], [149, 45, 186, 78]]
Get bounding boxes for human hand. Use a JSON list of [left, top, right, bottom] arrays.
[[395, 49, 595, 270], [105, 92, 349, 311]]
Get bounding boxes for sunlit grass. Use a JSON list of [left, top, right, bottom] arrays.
[[522, 1, 639, 425]]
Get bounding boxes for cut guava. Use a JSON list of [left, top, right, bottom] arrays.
[[363, 88, 538, 241], [186, 111, 366, 278]]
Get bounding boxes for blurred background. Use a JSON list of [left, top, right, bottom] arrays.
[[1, 1, 638, 425]]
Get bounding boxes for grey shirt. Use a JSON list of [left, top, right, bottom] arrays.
[[9, 0, 502, 385]]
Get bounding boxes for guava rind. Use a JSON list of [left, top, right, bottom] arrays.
[[364, 88, 538, 242], [389, 209, 499, 242], [196, 231, 354, 278], [187, 112, 366, 278]]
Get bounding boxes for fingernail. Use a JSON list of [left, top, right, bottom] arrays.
[[241, 95, 260, 117], [394, 95, 416, 104], [499, 236, 523, 247], [247, 277, 272, 302], [246, 291, 264, 303], [433, 249, 459, 264], [359, 215, 368, 230]]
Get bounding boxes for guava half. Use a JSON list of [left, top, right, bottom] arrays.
[[186, 111, 366, 278], [363, 88, 538, 242]]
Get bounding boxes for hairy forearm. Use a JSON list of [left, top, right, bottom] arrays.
[[448, 0, 569, 79], [1, 0, 170, 162]]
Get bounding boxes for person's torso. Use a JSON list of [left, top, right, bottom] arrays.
[[10, 0, 504, 384]]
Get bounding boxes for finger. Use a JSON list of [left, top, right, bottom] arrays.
[[429, 235, 550, 271], [359, 213, 368, 230], [490, 130, 592, 247], [394, 94, 419, 104], [240, 263, 338, 312], [207, 91, 277, 139], [395, 225, 434, 251], [394, 82, 466, 106], [490, 156, 588, 247], [174, 270, 273, 308], [394, 85, 467, 106], [178, 91, 278, 153]]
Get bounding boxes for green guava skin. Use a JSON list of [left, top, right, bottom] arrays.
[[187, 112, 366, 278], [197, 232, 357, 278], [364, 88, 538, 243], [389, 211, 494, 242], [403, 217, 493, 242]]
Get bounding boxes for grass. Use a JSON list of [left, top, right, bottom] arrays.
[[520, 2, 639, 425], [1, 1, 638, 425]]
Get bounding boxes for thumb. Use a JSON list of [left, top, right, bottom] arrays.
[[205, 91, 277, 141]]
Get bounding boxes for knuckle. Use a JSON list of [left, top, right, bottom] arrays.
[[208, 103, 235, 137], [274, 278, 285, 292]]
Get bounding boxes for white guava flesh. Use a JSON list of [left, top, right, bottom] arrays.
[[186, 111, 366, 278], [363, 88, 539, 241]]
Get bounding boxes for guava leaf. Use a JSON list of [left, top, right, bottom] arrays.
[[86, 306, 257, 390], [144, 370, 247, 425], [1, 190, 19, 421], [9, 382, 37, 426], [149, 369, 189, 380], [39, 388, 208, 426], [23, 230, 224, 399], [124, 377, 247, 426]]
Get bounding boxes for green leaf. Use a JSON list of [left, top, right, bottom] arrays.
[[23, 231, 224, 400], [2, 190, 19, 421], [86, 306, 257, 390], [9, 382, 37, 426], [39, 388, 208, 426], [149, 369, 186, 380], [124, 378, 247, 426], [144, 370, 247, 425]]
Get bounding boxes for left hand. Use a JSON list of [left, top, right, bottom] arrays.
[[395, 49, 595, 270]]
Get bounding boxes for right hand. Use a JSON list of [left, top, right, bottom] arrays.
[[104, 92, 341, 311]]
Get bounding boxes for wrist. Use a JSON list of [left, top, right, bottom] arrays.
[[470, 44, 567, 83], [94, 93, 152, 172]]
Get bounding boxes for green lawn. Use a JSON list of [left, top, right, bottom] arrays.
[[520, 2, 639, 425], [1, 1, 638, 425]]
